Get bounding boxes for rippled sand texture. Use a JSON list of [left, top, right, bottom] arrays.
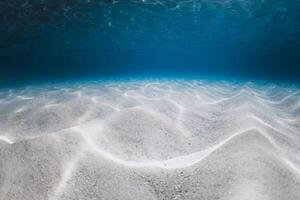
[[0, 80, 300, 200]]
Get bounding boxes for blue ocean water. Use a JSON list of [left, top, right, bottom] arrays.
[[0, 0, 300, 86]]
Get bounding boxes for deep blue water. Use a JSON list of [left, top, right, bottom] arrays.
[[0, 0, 300, 86]]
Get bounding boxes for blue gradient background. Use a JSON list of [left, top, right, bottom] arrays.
[[0, 0, 300, 86]]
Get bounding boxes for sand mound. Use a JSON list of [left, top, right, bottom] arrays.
[[0, 80, 299, 200]]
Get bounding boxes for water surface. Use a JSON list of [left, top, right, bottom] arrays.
[[0, 0, 300, 85]]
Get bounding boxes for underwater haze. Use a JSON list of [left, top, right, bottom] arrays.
[[1, 1, 300, 200], [0, 0, 300, 85]]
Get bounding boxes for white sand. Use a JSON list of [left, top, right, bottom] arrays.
[[0, 80, 299, 200]]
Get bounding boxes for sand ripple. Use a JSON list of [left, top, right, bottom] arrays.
[[0, 80, 299, 200]]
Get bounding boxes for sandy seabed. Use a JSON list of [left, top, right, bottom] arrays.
[[0, 80, 300, 200]]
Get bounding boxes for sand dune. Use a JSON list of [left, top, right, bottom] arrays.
[[0, 80, 299, 200]]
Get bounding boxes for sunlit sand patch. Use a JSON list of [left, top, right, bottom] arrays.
[[0, 135, 13, 144], [0, 80, 299, 200]]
